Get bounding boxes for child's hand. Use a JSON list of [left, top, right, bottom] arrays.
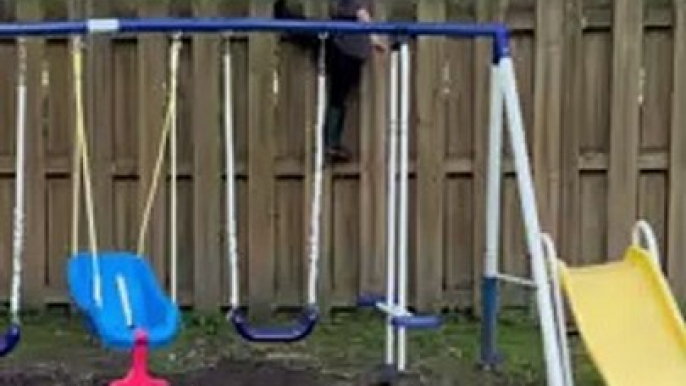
[[371, 35, 387, 53]]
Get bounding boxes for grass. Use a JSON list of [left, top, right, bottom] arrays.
[[0, 308, 604, 385]]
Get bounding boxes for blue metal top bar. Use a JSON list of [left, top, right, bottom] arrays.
[[0, 17, 511, 59], [0, 17, 505, 37]]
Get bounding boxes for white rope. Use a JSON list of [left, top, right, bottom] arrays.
[[224, 38, 240, 309], [135, 37, 182, 258], [9, 39, 28, 325], [169, 34, 181, 303], [133, 36, 181, 305], [306, 35, 327, 306], [226, 35, 327, 309]]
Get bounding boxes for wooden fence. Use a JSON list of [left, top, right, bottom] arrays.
[[0, 0, 684, 313]]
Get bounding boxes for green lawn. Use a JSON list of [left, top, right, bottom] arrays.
[[0, 308, 603, 385]]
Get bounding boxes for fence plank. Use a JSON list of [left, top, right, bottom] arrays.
[[191, 1, 222, 310], [533, 0, 564, 238], [414, 1, 446, 311], [247, 0, 277, 315], [559, 0, 584, 263], [86, 0, 115, 251], [668, 0, 686, 297], [43, 1, 74, 301], [606, 0, 643, 259], [136, 1, 169, 280], [357, 0, 386, 301]]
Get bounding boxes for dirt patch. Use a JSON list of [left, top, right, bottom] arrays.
[[0, 359, 350, 386], [180, 359, 346, 386]]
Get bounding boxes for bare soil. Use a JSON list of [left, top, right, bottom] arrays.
[[0, 359, 341, 386], [0, 355, 429, 386]]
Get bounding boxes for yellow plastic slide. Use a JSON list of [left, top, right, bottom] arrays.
[[558, 246, 686, 386]]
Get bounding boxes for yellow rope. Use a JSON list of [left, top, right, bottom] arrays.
[[71, 37, 102, 305], [68, 35, 181, 306], [136, 36, 182, 257], [70, 38, 83, 255]]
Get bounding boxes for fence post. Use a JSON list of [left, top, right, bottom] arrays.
[[136, 0, 170, 283], [359, 0, 389, 302], [668, 0, 686, 298], [85, 0, 115, 252], [191, 0, 223, 311], [558, 0, 583, 281], [533, 0, 564, 241], [415, 1, 447, 312], [606, 0, 643, 259]]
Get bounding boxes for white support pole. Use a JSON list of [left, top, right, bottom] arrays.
[[542, 234, 574, 386], [480, 62, 505, 367], [499, 57, 565, 386], [397, 41, 411, 372], [484, 65, 504, 279], [385, 46, 400, 367]]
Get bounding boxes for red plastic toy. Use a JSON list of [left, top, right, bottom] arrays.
[[110, 329, 169, 386]]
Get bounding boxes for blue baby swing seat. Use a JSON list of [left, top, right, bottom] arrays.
[[67, 251, 180, 350]]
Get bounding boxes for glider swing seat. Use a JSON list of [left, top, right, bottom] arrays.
[[65, 36, 182, 385], [0, 39, 29, 358], [355, 38, 441, 379], [223, 34, 326, 343]]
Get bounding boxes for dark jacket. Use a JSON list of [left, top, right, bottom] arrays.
[[330, 0, 373, 60], [274, 0, 373, 61]]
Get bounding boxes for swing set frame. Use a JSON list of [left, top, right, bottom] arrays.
[[0, 16, 572, 386]]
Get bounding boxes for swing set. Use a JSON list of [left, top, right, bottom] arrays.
[[1, 15, 650, 386], [0, 17, 495, 383]]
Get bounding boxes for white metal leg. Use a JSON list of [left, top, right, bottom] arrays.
[[397, 41, 411, 372], [542, 234, 575, 386], [498, 58, 565, 386], [484, 64, 504, 279], [385, 46, 400, 367]]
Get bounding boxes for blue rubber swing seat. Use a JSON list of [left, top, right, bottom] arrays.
[[0, 324, 20, 357], [229, 306, 319, 343], [67, 251, 181, 350], [358, 294, 442, 330]]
